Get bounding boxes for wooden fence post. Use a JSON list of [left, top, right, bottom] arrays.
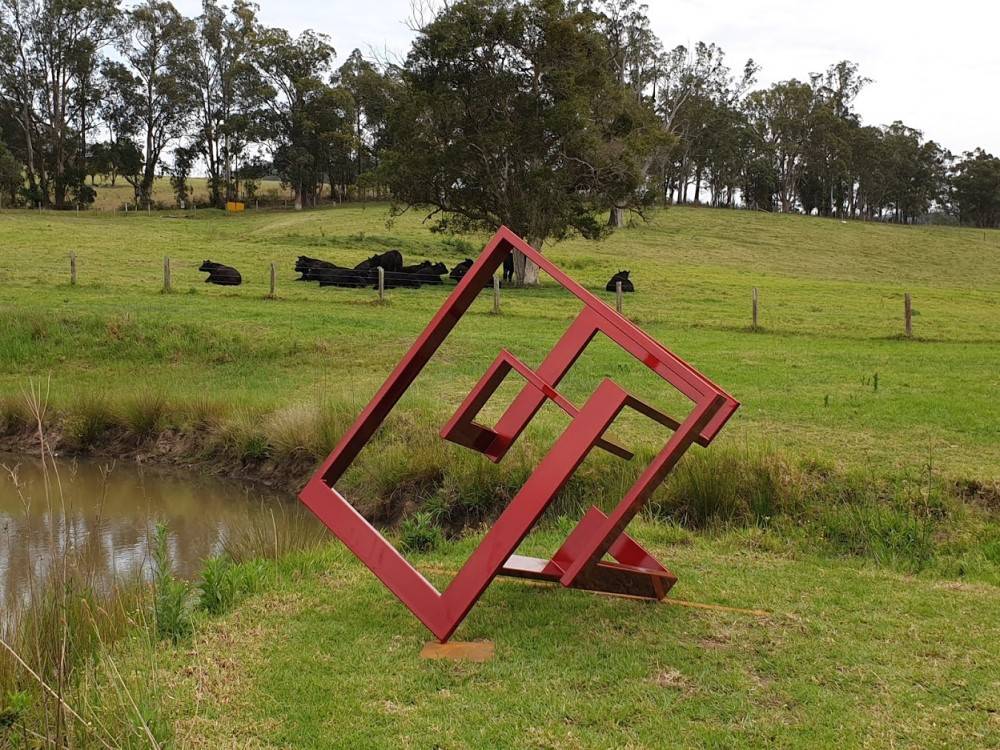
[[378, 267, 385, 303], [752, 287, 759, 331], [69, 252, 77, 285], [904, 293, 912, 338], [493, 276, 501, 314], [163, 256, 171, 292], [269, 262, 277, 298], [615, 280, 623, 314]]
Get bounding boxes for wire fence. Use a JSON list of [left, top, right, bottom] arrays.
[[0, 252, 933, 338]]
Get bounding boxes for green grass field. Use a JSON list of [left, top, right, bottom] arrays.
[[88, 524, 1000, 748], [1, 202, 998, 478], [3, 204, 1000, 748]]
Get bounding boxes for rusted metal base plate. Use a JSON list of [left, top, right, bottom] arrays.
[[420, 641, 495, 662]]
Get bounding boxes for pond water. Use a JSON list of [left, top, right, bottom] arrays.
[[0, 453, 324, 613]]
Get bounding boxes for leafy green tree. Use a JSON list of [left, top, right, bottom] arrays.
[[113, 0, 197, 204], [190, 0, 266, 207], [800, 61, 869, 217], [87, 140, 113, 184], [169, 143, 196, 206], [254, 27, 335, 209], [951, 150, 1000, 228], [382, 0, 663, 285], [0, 0, 118, 207], [881, 121, 947, 223], [745, 79, 814, 212]]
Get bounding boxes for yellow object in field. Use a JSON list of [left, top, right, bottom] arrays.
[[226, 201, 245, 213]]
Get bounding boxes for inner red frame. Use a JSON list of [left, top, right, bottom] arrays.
[[299, 227, 739, 642]]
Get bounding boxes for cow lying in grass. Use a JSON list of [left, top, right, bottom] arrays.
[[450, 258, 474, 282], [605, 270, 634, 293], [200, 260, 242, 286], [295, 256, 342, 281], [303, 252, 450, 289], [401, 261, 448, 285]]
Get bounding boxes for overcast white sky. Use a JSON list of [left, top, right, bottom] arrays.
[[173, 0, 999, 155]]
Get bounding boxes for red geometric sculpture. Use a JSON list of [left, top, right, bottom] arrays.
[[299, 227, 739, 642]]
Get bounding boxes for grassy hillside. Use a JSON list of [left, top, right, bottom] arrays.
[[0, 203, 997, 479], [2, 204, 1000, 748], [59, 524, 1000, 748]]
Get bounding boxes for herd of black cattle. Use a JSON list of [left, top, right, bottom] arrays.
[[198, 253, 635, 293]]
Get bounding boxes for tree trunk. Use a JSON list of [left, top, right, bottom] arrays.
[[608, 206, 625, 228], [513, 238, 542, 286]]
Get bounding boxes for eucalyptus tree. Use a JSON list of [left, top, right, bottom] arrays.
[[799, 61, 869, 217], [655, 42, 752, 206], [190, 0, 265, 207], [335, 49, 385, 194], [0, 0, 43, 202], [744, 79, 815, 212], [112, 0, 198, 204], [951, 150, 1000, 228], [581, 0, 667, 225], [382, 0, 663, 285], [0, 0, 118, 207], [254, 26, 335, 208], [881, 121, 947, 223]]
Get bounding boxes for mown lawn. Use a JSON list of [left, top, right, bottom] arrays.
[[0, 203, 998, 479], [139, 525, 1000, 749]]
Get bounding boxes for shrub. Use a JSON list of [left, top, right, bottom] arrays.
[[398, 512, 444, 554], [152, 524, 192, 643], [197, 556, 240, 616]]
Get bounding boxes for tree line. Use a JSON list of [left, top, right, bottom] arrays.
[[1, 0, 998, 235]]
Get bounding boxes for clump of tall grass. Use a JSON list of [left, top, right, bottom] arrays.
[[0, 394, 33, 436], [217, 407, 271, 460], [63, 391, 119, 450], [120, 390, 169, 440], [265, 400, 356, 462], [648, 445, 799, 528], [818, 501, 937, 572], [222, 503, 329, 563]]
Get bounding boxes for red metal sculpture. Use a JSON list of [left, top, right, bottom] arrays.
[[299, 227, 739, 642]]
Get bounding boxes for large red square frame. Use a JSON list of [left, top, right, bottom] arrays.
[[299, 227, 739, 642]]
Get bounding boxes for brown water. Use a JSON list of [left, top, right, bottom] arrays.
[[0, 453, 323, 611]]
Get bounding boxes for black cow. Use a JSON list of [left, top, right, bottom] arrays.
[[355, 249, 403, 273], [502, 254, 514, 283], [317, 267, 369, 288], [200, 260, 242, 286], [295, 255, 341, 281], [450, 258, 474, 282], [605, 270, 634, 293], [402, 260, 449, 285]]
